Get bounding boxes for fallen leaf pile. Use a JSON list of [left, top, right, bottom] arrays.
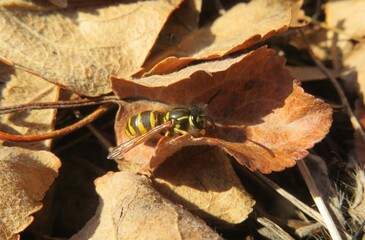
[[0, 0, 363, 239]]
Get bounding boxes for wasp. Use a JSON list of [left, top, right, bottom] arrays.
[[107, 90, 221, 160]]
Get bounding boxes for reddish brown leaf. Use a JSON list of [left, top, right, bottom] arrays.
[[111, 47, 332, 173]]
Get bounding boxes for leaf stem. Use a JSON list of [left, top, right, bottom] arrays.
[[0, 95, 121, 114], [0, 104, 113, 142], [297, 159, 344, 240]]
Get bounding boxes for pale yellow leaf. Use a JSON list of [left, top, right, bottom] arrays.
[[154, 147, 255, 224], [0, 0, 56, 9], [326, 0, 365, 39], [0, 0, 182, 96], [71, 171, 223, 240], [0, 146, 61, 240], [0, 63, 59, 150], [345, 42, 365, 106], [143, 0, 294, 75]]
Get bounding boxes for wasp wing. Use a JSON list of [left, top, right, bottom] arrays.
[[107, 121, 173, 159]]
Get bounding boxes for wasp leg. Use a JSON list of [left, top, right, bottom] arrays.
[[164, 119, 178, 137], [173, 128, 189, 135], [203, 115, 216, 129]]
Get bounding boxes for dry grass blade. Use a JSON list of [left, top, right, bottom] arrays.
[[295, 222, 324, 238], [257, 217, 295, 240], [297, 160, 344, 240], [255, 172, 325, 225]]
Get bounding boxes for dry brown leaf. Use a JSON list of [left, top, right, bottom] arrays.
[[71, 171, 223, 240], [325, 0, 365, 39], [111, 47, 332, 173], [298, 0, 365, 63], [287, 66, 338, 82], [0, 63, 59, 150], [141, 0, 294, 76], [345, 42, 365, 106], [289, 0, 308, 28], [0, 0, 182, 96], [149, 0, 202, 57], [314, 0, 365, 66], [153, 147, 255, 225], [0, 146, 61, 240]]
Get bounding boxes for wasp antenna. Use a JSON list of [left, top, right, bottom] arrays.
[[202, 89, 222, 110], [207, 89, 222, 105]]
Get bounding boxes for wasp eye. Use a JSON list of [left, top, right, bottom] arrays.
[[190, 115, 203, 129]]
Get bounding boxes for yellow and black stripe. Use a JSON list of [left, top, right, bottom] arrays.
[[125, 105, 217, 138], [163, 108, 190, 132], [125, 111, 163, 136]]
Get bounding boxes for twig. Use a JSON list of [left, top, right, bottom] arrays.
[[297, 159, 343, 240], [298, 29, 365, 142], [0, 95, 121, 114], [295, 222, 323, 238], [53, 121, 115, 155], [257, 217, 295, 240], [73, 110, 115, 152], [213, 0, 226, 15], [0, 104, 113, 142]]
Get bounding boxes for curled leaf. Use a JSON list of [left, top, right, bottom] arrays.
[[142, 0, 295, 75], [71, 171, 223, 240], [0, 146, 61, 240], [112, 47, 332, 173]]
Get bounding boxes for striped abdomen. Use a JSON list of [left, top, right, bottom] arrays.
[[125, 111, 163, 137]]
